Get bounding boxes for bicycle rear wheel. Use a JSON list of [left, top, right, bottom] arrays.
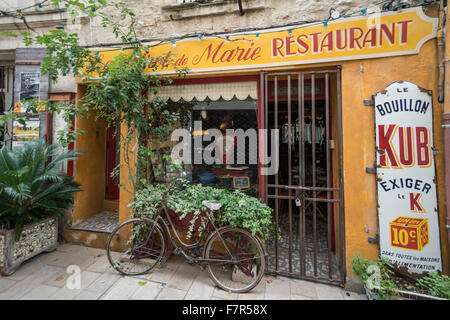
[[106, 218, 167, 276], [204, 227, 265, 293]]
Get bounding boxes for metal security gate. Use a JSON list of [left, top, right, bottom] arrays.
[[259, 69, 345, 286]]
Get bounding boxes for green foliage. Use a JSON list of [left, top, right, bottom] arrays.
[[351, 253, 398, 300], [129, 180, 274, 241], [0, 139, 81, 241], [416, 272, 450, 299], [0, 0, 192, 191], [34, 30, 101, 82]]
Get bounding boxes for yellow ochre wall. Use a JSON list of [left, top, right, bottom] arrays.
[[72, 85, 107, 224], [118, 122, 135, 225], [339, 38, 450, 278]]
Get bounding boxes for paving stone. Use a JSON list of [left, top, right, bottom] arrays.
[[167, 263, 199, 291], [291, 294, 314, 300], [48, 286, 83, 300], [290, 281, 318, 299], [74, 290, 103, 300], [83, 247, 109, 257], [238, 277, 266, 300], [343, 291, 367, 300], [210, 271, 240, 300], [46, 267, 102, 289], [0, 265, 62, 300], [20, 284, 60, 300], [44, 251, 98, 270], [48, 270, 103, 300], [0, 278, 17, 292], [101, 277, 143, 300], [86, 254, 112, 273], [4, 257, 44, 281], [57, 244, 105, 257], [0, 244, 364, 301], [85, 269, 121, 294], [264, 278, 291, 300], [212, 286, 239, 300], [315, 286, 345, 300], [157, 287, 187, 300], [140, 262, 180, 284], [44, 269, 70, 288], [130, 281, 164, 300], [185, 271, 215, 300], [56, 243, 86, 254]]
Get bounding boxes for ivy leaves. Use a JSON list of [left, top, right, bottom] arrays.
[[129, 181, 274, 241]]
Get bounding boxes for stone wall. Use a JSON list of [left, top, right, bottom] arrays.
[[89, 0, 423, 44], [0, 0, 425, 93]]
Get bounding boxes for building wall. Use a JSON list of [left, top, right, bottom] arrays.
[[1, 0, 447, 286], [71, 85, 107, 225], [340, 39, 449, 287], [90, 0, 422, 43]]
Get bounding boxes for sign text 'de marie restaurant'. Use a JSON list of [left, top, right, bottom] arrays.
[[99, 7, 437, 73], [374, 81, 442, 273]]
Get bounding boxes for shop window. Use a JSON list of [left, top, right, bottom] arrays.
[[48, 93, 76, 176], [187, 98, 259, 196], [0, 65, 14, 148], [11, 72, 41, 148]]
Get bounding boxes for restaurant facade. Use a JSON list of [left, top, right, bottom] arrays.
[[60, 4, 450, 290]]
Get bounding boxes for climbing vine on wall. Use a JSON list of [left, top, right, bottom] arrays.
[[1, 0, 193, 191]]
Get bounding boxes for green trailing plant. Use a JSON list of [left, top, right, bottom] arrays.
[[351, 253, 398, 300], [352, 254, 450, 300], [1, 0, 192, 191], [129, 180, 274, 241], [0, 139, 81, 241], [416, 272, 450, 299]]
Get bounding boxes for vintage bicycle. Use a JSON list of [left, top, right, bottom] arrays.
[[106, 183, 266, 293]]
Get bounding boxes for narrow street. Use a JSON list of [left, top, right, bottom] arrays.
[[0, 244, 366, 300]]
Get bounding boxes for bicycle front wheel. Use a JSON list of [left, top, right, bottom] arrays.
[[106, 218, 167, 276], [204, 227, 265, 293]]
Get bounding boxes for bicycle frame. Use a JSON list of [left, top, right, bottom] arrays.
[[149, 199, 236, 265]]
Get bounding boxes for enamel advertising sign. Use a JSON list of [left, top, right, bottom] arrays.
[[98, 7, 437, 74], [374, 81, 442, 273]]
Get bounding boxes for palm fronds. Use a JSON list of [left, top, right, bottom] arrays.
[[0, 139, 81, 241]]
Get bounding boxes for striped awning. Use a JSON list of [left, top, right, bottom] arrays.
[[148, 81, 258, 102]]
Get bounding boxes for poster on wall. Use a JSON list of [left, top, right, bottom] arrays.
[[17, 72, 40, 113], [374, 81, 442, 273], [12, 119, 40, 148]]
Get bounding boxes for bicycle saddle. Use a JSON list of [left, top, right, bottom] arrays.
[[202, 200, 222, 211]]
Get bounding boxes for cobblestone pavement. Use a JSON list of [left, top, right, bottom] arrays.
[[0, 244, 366, 300]]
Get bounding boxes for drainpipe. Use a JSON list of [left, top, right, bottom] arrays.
[[440, 0, 450, 248], [438, 0, 445, 104]]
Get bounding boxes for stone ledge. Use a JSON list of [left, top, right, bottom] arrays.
[[162, 0, 269, 21], [0, 11, 89, 31]]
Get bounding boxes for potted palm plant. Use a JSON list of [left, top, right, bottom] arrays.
[[0, 139, 81, 275]]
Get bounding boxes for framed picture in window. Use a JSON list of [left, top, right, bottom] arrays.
[[233, 176, 250, 189]]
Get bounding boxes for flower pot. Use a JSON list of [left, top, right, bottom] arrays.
[[0, 217, 58, 276]]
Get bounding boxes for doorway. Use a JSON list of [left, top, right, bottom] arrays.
[[105, 125, 120, 200], [260, 69, 345, 285]]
